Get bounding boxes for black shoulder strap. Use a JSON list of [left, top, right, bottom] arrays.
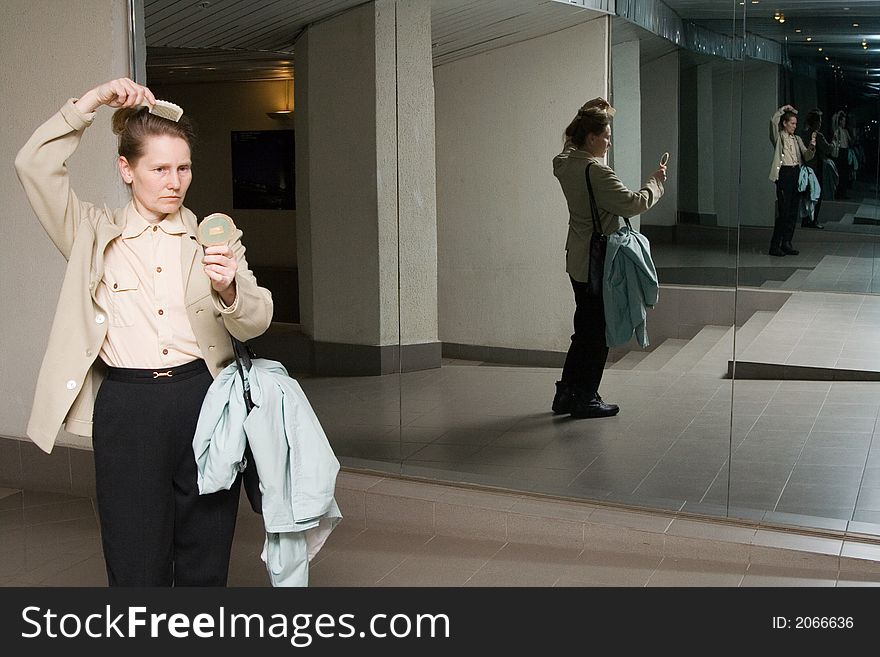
[[231, 336, 254, 412], [584, 161, 602, 234], [585, 161, 634, 234]]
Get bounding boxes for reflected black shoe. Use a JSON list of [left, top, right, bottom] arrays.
[[781, 243, 799, 256], [570, 392, 620, 419], [769, 246, 786, 257], [552, 381, 572, 415]]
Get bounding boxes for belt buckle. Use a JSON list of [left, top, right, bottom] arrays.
[[152, 370, 173, 379]]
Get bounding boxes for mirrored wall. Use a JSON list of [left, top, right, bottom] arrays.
[[142, 0, 880, 538]]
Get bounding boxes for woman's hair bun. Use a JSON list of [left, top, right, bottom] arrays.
[[111, 107, 146, 136]]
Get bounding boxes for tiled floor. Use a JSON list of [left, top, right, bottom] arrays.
[[737, 291, 880, 371], [296, 362, 880, 534], [2, 485, 878, 587]]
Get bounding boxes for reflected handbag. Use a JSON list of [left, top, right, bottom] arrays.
[[584, 161, 607, 298], [231, 335, 263, 515]]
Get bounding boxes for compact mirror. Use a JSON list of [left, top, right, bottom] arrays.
[[198, 213, 237, 246], [660, 152, 669, 167]]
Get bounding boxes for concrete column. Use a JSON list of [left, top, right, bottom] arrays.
[[611, 40, 642, 193], [640, 51, 680, 228], [1, 0, 130, 446], [295, 0, 439, 375], [697, 63, 716, 221]]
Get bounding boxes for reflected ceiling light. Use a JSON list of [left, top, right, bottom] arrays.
[[818, 47, 823, 51], [825, 56, 830, 61], [795, 28, 801, 33], [806, 36, 812, 41], [853, 23, 860, 28]]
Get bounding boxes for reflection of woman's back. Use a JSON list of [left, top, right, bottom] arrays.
[[551, 99, 665, 420]]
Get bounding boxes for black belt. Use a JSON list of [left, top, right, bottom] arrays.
[[105, 359, 209, 383]]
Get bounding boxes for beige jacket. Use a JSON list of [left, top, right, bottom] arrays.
[[15, 100, 274, 453], [552, 146, 664, 283]]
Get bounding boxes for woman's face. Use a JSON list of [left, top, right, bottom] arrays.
[[783, 116, 798, 135], [587, 125, 612, 158], [118, 135, 192, 222]]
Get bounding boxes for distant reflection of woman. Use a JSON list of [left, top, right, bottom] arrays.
[[767, 104, 815, 257]]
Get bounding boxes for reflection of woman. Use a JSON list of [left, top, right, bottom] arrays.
[[802, 109, 833, 229], [767, 104, 815, 257], [15, 78, 273, 586], [552, 98, 665, 419], [832, 111, 853, 199]]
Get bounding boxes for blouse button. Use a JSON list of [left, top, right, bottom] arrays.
[[162, 348, 169, 355], [113, 283, 118, 289], [153, 226, 158, 232], [158, 309, 164, 316], [156, 266, 162, 273]]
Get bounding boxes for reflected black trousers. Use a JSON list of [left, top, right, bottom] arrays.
[[560, 276, 608, 395], [771, 165, 800, 249], [92, 360, 240, 587]]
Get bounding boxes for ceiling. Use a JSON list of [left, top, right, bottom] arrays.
[[145, 0, 604, 82], [144, 0, 880, 93]]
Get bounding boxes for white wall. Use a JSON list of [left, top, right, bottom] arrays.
[[611, 40, 641, 192], [435, 18, 608, 353], [1, 0, 129, 446], [640, 51, 679, 227]]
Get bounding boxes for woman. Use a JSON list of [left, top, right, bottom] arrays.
[[802, 109, 833, 229], [832, 111, 853, 199], [15, 78, 273, 586], [551, 98, 666, 419], [767, 104, 815, 257]]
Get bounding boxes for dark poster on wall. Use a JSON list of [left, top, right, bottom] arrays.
[[231, 130, 295, 210]]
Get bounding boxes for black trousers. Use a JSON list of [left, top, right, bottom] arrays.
[[560, 276, 608, 394], [771, 165, 799, 249], [93, 359, 240, 587]]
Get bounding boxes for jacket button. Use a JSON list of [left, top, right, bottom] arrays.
[[95, 314, 105, 324], [66, 380, 77, 390], [85, 349, 92, 357], [209, 345, 215, 350]]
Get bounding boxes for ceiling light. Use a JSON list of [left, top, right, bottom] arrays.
[[779, 17, 785, 23], [818, 47, 823, 52], [825, 56, 830, 61], [806, 37, 812, 41], [267, 79, 294, 121], [854, 23, 860, 27]]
